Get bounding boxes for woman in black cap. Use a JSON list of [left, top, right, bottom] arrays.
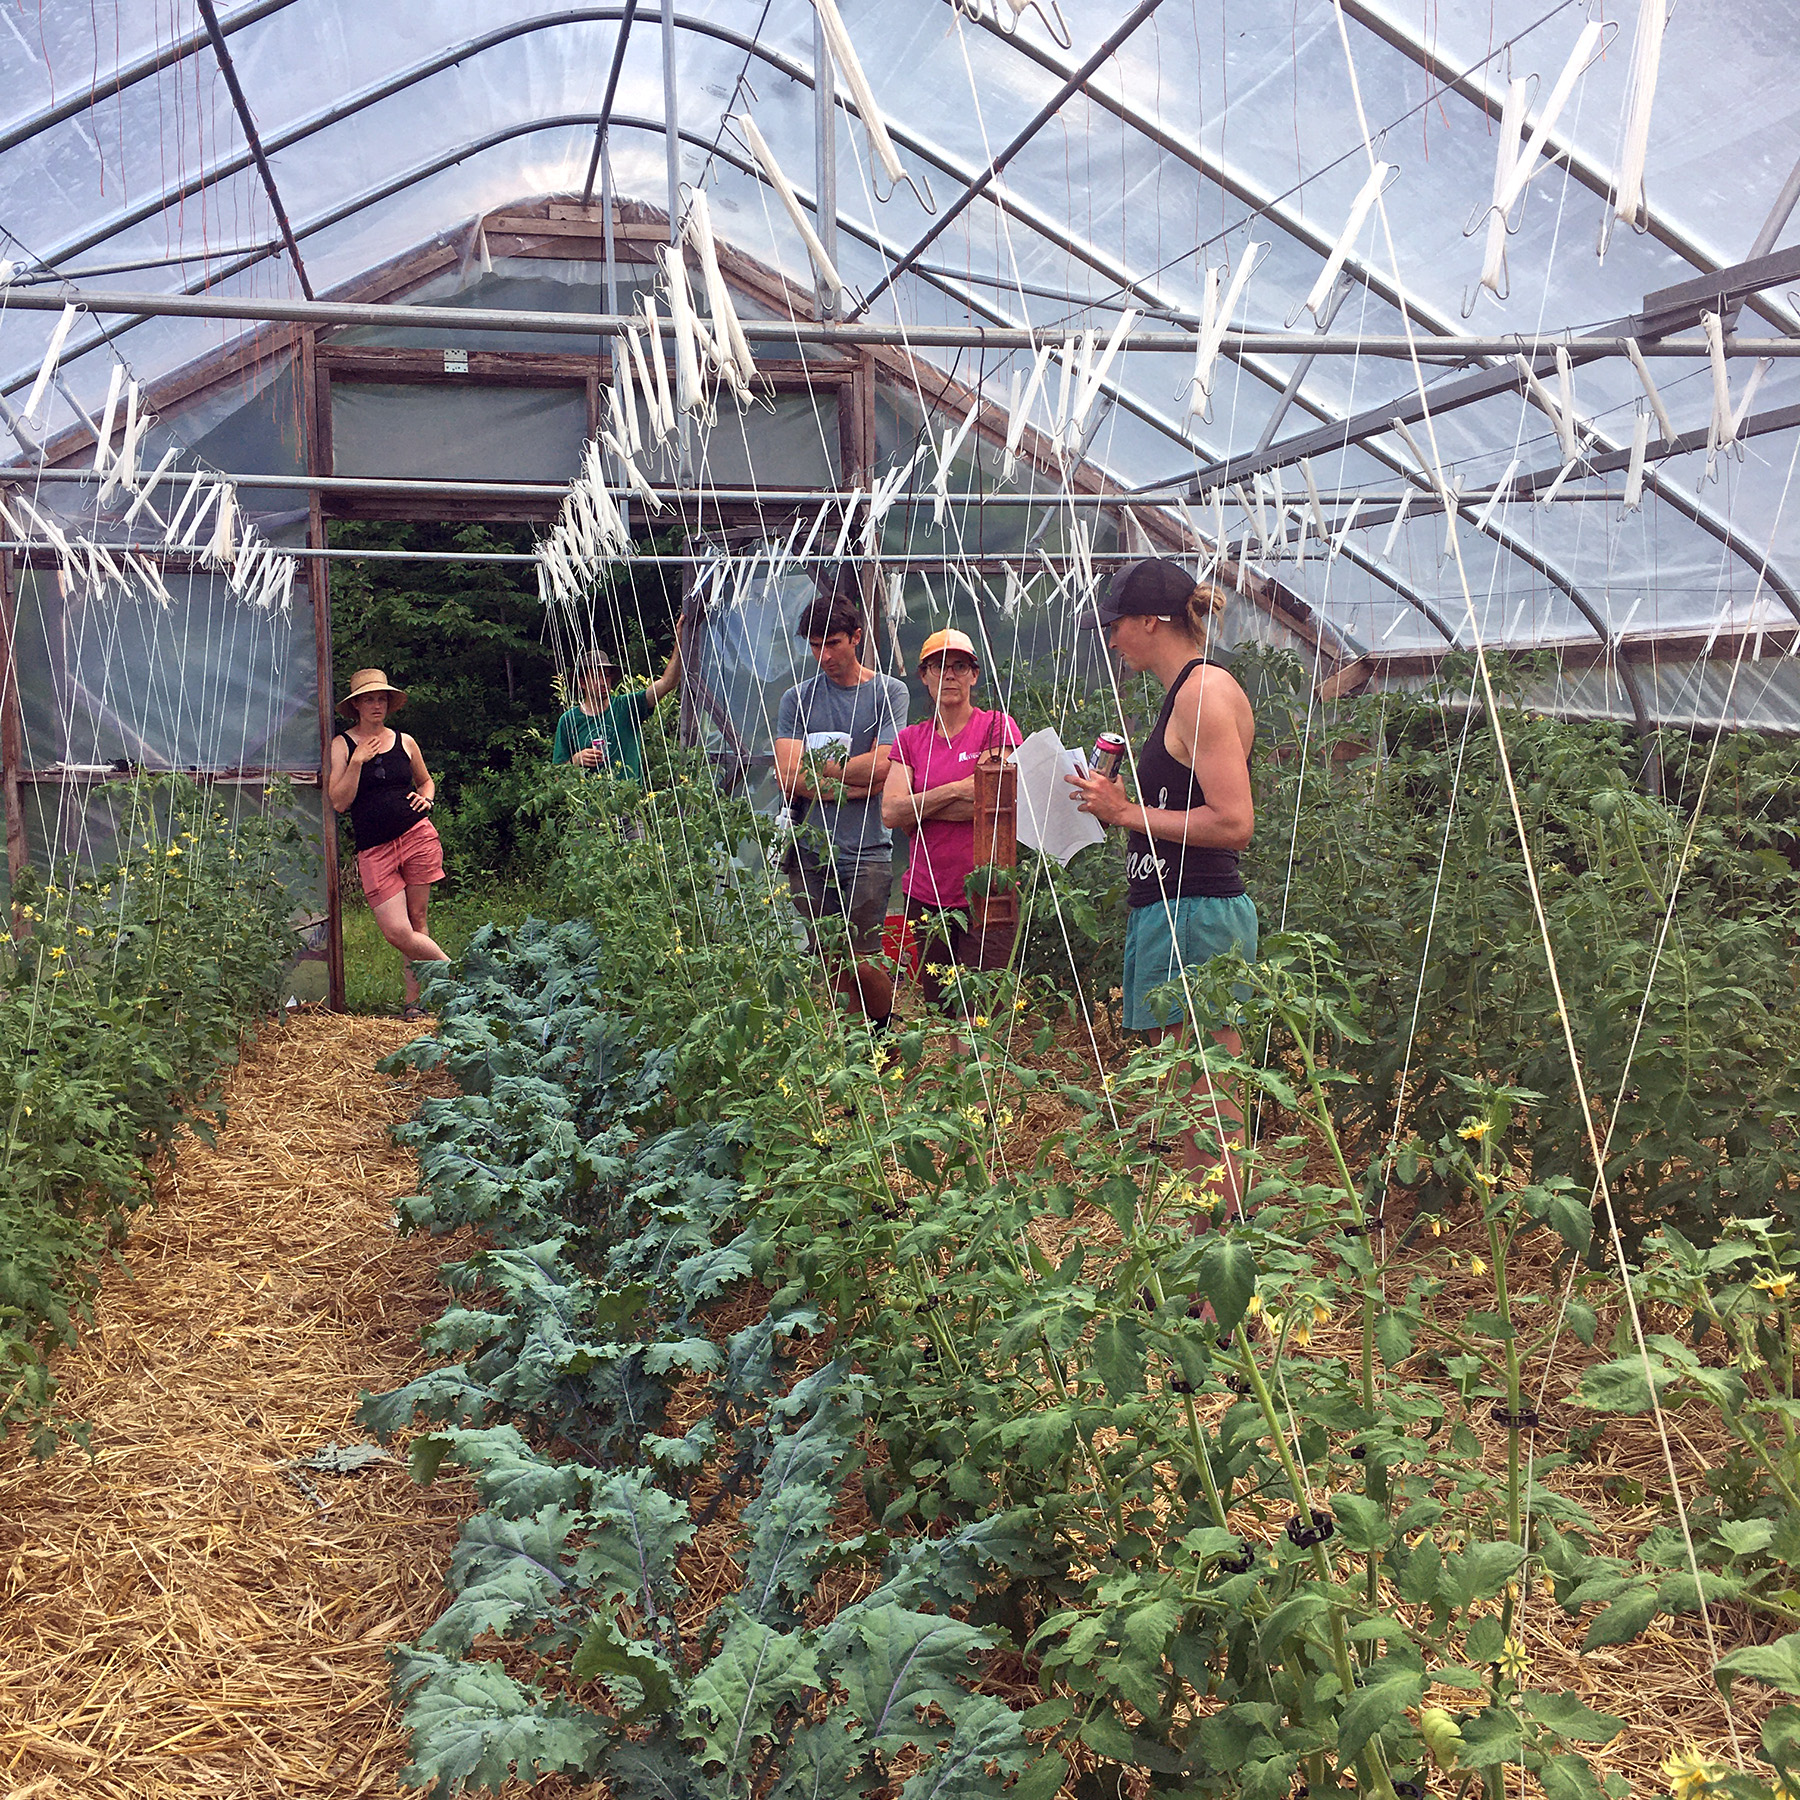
[[1067, 558, 1257, 1215]]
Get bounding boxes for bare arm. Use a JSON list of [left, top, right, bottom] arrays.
[[838, 741, 889, 798], [647, 640, 682, 706], [1067, 674, 1253, 849], [403, 733, 438, 814], [327, 734, 368, 813], [883, 755, 975, 827], [773, 736, 809, 800]]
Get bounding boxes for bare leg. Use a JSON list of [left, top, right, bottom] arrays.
[[1148, 1021, 1247, 1225], [371, 889, 449, 1005]]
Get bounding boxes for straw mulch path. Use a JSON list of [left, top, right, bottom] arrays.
[[0, 1010, 471, 1800]]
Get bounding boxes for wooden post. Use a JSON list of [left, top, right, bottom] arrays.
[[301, 328, 346, 1011], [969, 751, 1018, 948], [0, 538, 28, 936]]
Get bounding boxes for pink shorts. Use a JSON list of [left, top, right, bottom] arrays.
[[357, 818, 445, 908]]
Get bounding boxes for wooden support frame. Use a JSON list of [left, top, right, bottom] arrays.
[[301, 328, 346, 1011]]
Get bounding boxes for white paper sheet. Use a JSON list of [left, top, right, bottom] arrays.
[[1012, 727, 1107, 866]]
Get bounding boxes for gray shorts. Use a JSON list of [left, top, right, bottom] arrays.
[[786, 854, 893, 957]]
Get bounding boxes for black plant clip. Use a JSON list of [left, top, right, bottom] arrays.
[[1341, 1213, 1385, 1238], [1490, 1405, 1541, 1430], [1225, 1374, 1253, 1395], [1219, 1541, 1257, 1575], [1393, 1783, 1427, 1799], [1285, 1508, 1336, 1549], [1349, 1443, 1368, 1461], [1169, 1375, 1195, 1395]]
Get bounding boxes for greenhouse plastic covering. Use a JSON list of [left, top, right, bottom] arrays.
[[0, 0, 1798, 727]]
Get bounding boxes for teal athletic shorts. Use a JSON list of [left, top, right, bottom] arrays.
[[1121, 893, 1260, 1032]]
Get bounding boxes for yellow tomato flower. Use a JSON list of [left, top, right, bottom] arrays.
[[973, 1015, 990, 1029], [1469, 1256, 1489, 1277], [1013, 998, 1028, 1012], [1495, 1638, 1531, 1682], [48, 945, 66, 958], [811, 1131, 829, 1147], [1664, 1749, 1717, 1800], [1311, 1301, 1330, 1327], [1458, 1120, 1489, 1141], [1246, 1294, 1262, 1316], [1429, 1218, 1443, 1237], [1755, 1272, 1794, 1301], [75, 926, 92, 937]]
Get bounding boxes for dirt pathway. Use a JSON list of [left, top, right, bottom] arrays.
[[0, 1012, 468, 1800]]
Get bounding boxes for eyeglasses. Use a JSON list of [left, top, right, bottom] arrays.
[[922, 659, 977, 678]]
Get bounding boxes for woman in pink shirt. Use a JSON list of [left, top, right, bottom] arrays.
[[880, 629, 1023, 1008]]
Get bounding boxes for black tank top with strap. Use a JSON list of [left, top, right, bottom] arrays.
[[1123, 658, 1247, 907], [336, 728, 418, 852]]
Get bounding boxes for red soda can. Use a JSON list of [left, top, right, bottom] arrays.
[[1091, 732, 1127, 779]]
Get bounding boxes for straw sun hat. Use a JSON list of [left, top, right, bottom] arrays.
[[337, 668, 408, 715]]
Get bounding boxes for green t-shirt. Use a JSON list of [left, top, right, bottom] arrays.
[[551, 690, 655, 780]]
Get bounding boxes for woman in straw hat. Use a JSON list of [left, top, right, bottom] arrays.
[[327, 669, 450, 1019]]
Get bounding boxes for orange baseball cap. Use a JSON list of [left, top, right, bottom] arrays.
[[918, 628, 978, 667]]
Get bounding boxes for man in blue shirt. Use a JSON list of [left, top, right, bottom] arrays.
[[773, 591, 909, 1028]]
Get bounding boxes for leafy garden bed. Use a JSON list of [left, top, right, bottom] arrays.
[[1, 778, 300, 1450], [361, 746, 1800, 1800]]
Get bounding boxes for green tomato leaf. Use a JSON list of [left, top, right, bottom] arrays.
[[1194, 1236, 1258, 1335], [1521, 1689, 1626, 1745], [1337, 1665, 1423, 1765], [1717, 1632, 1800, 1699], [1582, 1586, 1658, 1650]]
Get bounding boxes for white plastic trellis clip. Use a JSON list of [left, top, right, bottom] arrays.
[[658, 242, 710, 422], [1379, 481, 1414, 560], [1603, 0, 1671, 251], [737, 112, 846, 303], [612, 328, 642, 455], [1516, 354, 1578, 464], [1472, 77, 1530, 307], [1295, 162, 1391, 327], [633, 313, 674, 444], [1623, 336, 1676, 445], [1070, 308, 1138, 436], [1474, 458, 1520, 533], [810, 0, 908, 193], [1702, 309, 1735, 465], [931, 400, 982, 525], [23, 303, 78, 426], [121, 446, 178, 531], [1622, 411, 1651, 512], [1328, 495, 1363, 562], [205, 483, 238, 566], [164, 470, 207, 544], [1186, 244, 1263, 418], [1494, 19, 1607, 218], [1004, 341, 1054, 478], [1299, 458, 1330, 543], [92, 363, 124, 474], [685, 189, 758, 398]]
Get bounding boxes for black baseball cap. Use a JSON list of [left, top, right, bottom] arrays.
[[1078, 557, 1197, 629]]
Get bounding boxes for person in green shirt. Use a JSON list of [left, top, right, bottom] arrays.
[[551, 642, 682, 780]]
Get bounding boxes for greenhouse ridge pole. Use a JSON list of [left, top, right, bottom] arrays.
[[193, 0, 314, 300], [849, 0, 1168, 320]]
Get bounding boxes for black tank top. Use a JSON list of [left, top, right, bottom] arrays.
[[1124, 659, 1247, 907], [336, 728, 418, 851]]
